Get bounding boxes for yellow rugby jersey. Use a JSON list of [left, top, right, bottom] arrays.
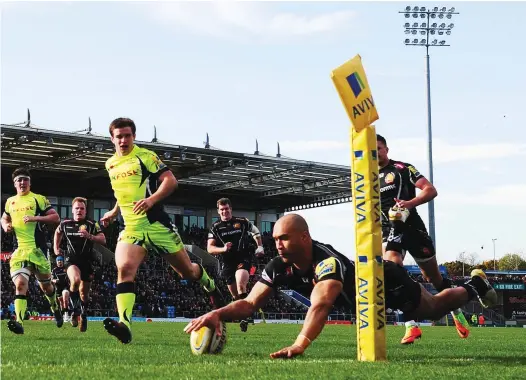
[[105, 145, 173, 229], [4, 192, 53, 252]]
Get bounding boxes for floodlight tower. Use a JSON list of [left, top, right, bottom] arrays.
[[399, 5, 459, 248]]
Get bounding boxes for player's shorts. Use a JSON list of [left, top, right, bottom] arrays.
[[65, 257, 94, 282], [221, 260, 251, 285], [117, 221, 185, 256], [56, 282, 69, 294], [9, 247, 51, 279], [384, 260, 422, 314], [382, 224, 436, 263]]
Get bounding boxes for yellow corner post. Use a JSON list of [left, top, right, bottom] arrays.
[[330, 54, 386, 361]]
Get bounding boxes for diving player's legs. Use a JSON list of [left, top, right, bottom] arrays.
[[103, 241, 145, 344], [412, 269, 497, 321]]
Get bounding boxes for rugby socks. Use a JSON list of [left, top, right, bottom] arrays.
[[45, 289, 59, 312], [80, 300, 88, 316], [116, 282, 135, 330], [198, 264, 216, 292], [70, 291, 81, 314], [14, 294, 27, 324], [461, 276, 489, 300], [436, 277, 453, 292], [238, 293, 248, 300]]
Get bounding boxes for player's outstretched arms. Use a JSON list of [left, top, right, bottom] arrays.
[[270, 279, 342, 359], [185, 282, 272, 335]]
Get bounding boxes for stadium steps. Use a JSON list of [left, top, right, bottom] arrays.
[[280, 289, 311, 308]]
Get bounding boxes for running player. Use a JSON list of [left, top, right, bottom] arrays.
[[99, 117, 225, 344], [208, 197, 264, 332], [377, 134, 470, 343], [51, 256, 70, 323], [1, 167, 63, 334], [54, 197, 106, 332], [185, 214, 497, 359]]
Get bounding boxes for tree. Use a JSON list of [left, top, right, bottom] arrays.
[[482, 260, 499, 270], [442, 261, 465, 277], [498, 253, 526, 271]]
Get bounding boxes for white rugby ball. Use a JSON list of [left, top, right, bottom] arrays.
[[190, 321, 227, 355]]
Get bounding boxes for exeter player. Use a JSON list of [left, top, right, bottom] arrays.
[[99, 117, 225, 344], [185, 214, 497, 359], [377, 134, 470, 343], [52, 256, 71, 322], [208, 197, 264, 332], [1, 168, 63, 334], [54, 197, 106, 332]]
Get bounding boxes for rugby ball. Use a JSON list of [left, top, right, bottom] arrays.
[[190, 321, 227, 355]]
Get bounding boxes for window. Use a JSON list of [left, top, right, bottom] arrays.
[[93, 208, 109, 223], [212, 217, 219, 224], [261, 221, 272, 234], [59, 206, 71, 219]]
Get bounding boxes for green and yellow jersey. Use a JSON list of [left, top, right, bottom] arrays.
[[105, 145, 173, 230], [4, 192, 53, 253]]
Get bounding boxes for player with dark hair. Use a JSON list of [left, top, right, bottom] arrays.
[[207, 197, 264, 332], [185, 214, 497, 359], [99, 117, 225, 344], [377, 134, 471, 343], [1, 167, 63, 334], [54, 197, 106, 332], [52, 256, 71, 323]]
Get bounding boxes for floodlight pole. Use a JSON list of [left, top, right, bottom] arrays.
[[399, 6, 459, 249]]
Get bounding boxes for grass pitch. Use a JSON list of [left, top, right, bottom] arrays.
[[2, 321, 525, 379]]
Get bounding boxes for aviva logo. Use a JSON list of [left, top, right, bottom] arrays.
[[346, 72, 365, 98]]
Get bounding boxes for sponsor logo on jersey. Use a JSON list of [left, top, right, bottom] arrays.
[[79, 225, 87, 231], [11, 206, 35, 213], [316, 258, 337, 279], [233, 223, 241, 229], [110, 169, 139, 181], [385, 172, 395, 184]]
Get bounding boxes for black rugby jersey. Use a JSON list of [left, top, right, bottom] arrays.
[[208, 217, 257, 264], [58, 219, 102, 260], [379, 160, 426, 228], [259, 241, 356, 310]]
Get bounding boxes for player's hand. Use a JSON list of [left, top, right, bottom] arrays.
[[23, 215, 37, 224], [133, 198, 154, 215], [223, 242, 233, 252], [394, 198, 414, 210], [79, 229, 91, 239], [100, 210, 117, 227], [270, 344, 305, 359], [255, 246, 265, 258], [183, 311, 223, 337], [4, 223, 13, 233]]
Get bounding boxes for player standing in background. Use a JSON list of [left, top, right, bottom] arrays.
[[208, 197, 265, 332], [52, 256, 71, 323], [186, 214, 497, 358], [1, 167, 63, 334], [54, 197, 106, 332], [377, 134, 471, 344], [99, 117, 225, 344]]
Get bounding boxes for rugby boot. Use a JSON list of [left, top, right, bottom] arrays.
[[452, 311, 470, 339], [468, 269, 498, 308], [401, 325, 422, 344], [103, 318, 132, 344], [7, 319, 24, 335]]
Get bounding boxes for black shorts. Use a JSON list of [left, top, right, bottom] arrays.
[[384, 261, 422, 314], [382, 224, 435, 262], [56, 282, 69, 294], [221, 261, 251, 285], [65, 258, 94, 282]]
